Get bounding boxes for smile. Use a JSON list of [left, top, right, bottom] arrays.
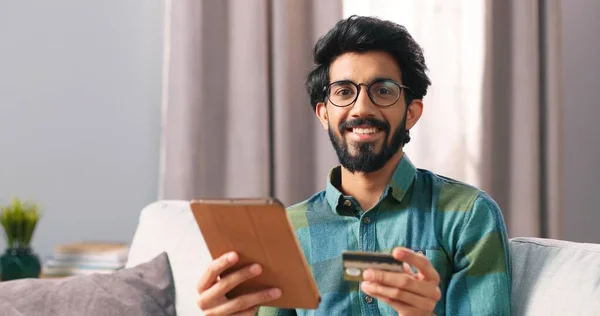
[[345, 126, 384, 140], [350, 127, 379, 134]]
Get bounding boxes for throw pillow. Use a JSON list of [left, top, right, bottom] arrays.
[[0, 252, 175, 316]]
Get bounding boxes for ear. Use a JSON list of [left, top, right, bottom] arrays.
[[405, 99, 423, 130], [315, 102, 329, 130]]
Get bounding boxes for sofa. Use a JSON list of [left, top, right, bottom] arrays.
[[125, 200, 600, 316]]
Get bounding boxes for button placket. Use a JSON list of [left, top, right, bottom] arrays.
[[359, 208, 380, 315], [360, 210, 376, 253]]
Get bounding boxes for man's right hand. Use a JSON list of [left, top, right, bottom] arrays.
[[197, 252, 282, 316]]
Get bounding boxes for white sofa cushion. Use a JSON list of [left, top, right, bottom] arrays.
[[510, 237, 600, 315], [126, 200, 212, 316]]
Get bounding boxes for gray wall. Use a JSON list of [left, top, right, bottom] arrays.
[[0, 1, 164, 258], [561, 0, 600, 243]]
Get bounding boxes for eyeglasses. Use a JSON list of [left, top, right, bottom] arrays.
[[323, 79, 413, 108]]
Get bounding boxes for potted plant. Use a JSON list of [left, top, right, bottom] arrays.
[[0, 197, 42, 281]]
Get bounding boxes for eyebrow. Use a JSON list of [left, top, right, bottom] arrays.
[[332, 77, 399, 84]]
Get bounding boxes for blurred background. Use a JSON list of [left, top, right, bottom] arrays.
[[0, 0, 598, 259]]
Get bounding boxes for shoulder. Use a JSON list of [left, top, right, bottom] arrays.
[[417, 169, 506, 240], [416, 169, 498, 214], [284, 191, 327, 229], [285, 191, 327, 213]]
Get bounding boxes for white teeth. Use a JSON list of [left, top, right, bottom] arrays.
[[352, 127, 378, 134]]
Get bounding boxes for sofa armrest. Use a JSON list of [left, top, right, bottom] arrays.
[[510, 237, 600, 315], [126, 200, 213, 316]]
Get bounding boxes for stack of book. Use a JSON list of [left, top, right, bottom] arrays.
[[41, 241, 129, 278]]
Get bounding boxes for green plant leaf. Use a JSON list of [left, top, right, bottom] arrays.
[[0, 197, 42, 249]]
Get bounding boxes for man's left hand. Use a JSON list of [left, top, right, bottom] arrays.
[[360, 247, 441, 316]]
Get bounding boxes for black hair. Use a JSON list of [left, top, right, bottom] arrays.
[[306, 15, 431, 112]]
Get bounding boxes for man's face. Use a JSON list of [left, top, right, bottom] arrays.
[[316, 51, 419, 173]]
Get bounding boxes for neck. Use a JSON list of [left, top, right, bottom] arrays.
[[340, 150, 404, 212]]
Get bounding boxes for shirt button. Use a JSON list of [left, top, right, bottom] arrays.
[[365, 295, 374, 303], [343, 200, 352, 207], [362, 216, 371, 224]]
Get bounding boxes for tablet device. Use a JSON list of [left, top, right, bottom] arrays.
[[190, 198, 321, 310]]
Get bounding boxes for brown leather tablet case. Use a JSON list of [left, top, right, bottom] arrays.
[[190, 198, 321, 310]]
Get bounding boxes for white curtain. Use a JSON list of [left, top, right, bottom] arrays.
[[343, 0, 486, 187], [343, 0, 565, 238]]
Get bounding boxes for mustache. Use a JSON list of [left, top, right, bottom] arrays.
[[338, 118, 390, 133]]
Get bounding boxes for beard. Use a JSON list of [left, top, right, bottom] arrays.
[[328, 116, 407, 173]]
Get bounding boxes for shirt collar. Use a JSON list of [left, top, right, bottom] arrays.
[[325, 154, 417, 214]]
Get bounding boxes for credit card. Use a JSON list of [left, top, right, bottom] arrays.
[[342, 251, 404, 281]]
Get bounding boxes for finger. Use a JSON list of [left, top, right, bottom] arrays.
[[361, 281, 438, 311], [200, 275, 222, 296], [402, 262, 413, 275], [376, 295, 427, 315], [197, 252, 239, 293], [362, 269, 440, 299], [208, 288, 282, 315], [200, 263, 264, 309], [393, 248, 440, 283]]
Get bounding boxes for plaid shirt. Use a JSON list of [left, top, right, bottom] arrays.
[[258, 155, 511, 316]]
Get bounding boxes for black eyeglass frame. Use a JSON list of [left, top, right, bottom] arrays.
[[322, 79, 415, 108]]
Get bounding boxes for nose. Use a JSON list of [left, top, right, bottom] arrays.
[[348, 85, 378, 118]]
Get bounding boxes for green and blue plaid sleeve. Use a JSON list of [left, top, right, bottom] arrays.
[[444, 193, 512, 315]]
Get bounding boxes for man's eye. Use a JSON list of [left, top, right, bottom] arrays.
[[377, 88, 392, 95], [335, 89, 353, 96]]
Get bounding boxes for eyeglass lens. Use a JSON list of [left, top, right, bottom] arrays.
[[327, 80, 401, 107]]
